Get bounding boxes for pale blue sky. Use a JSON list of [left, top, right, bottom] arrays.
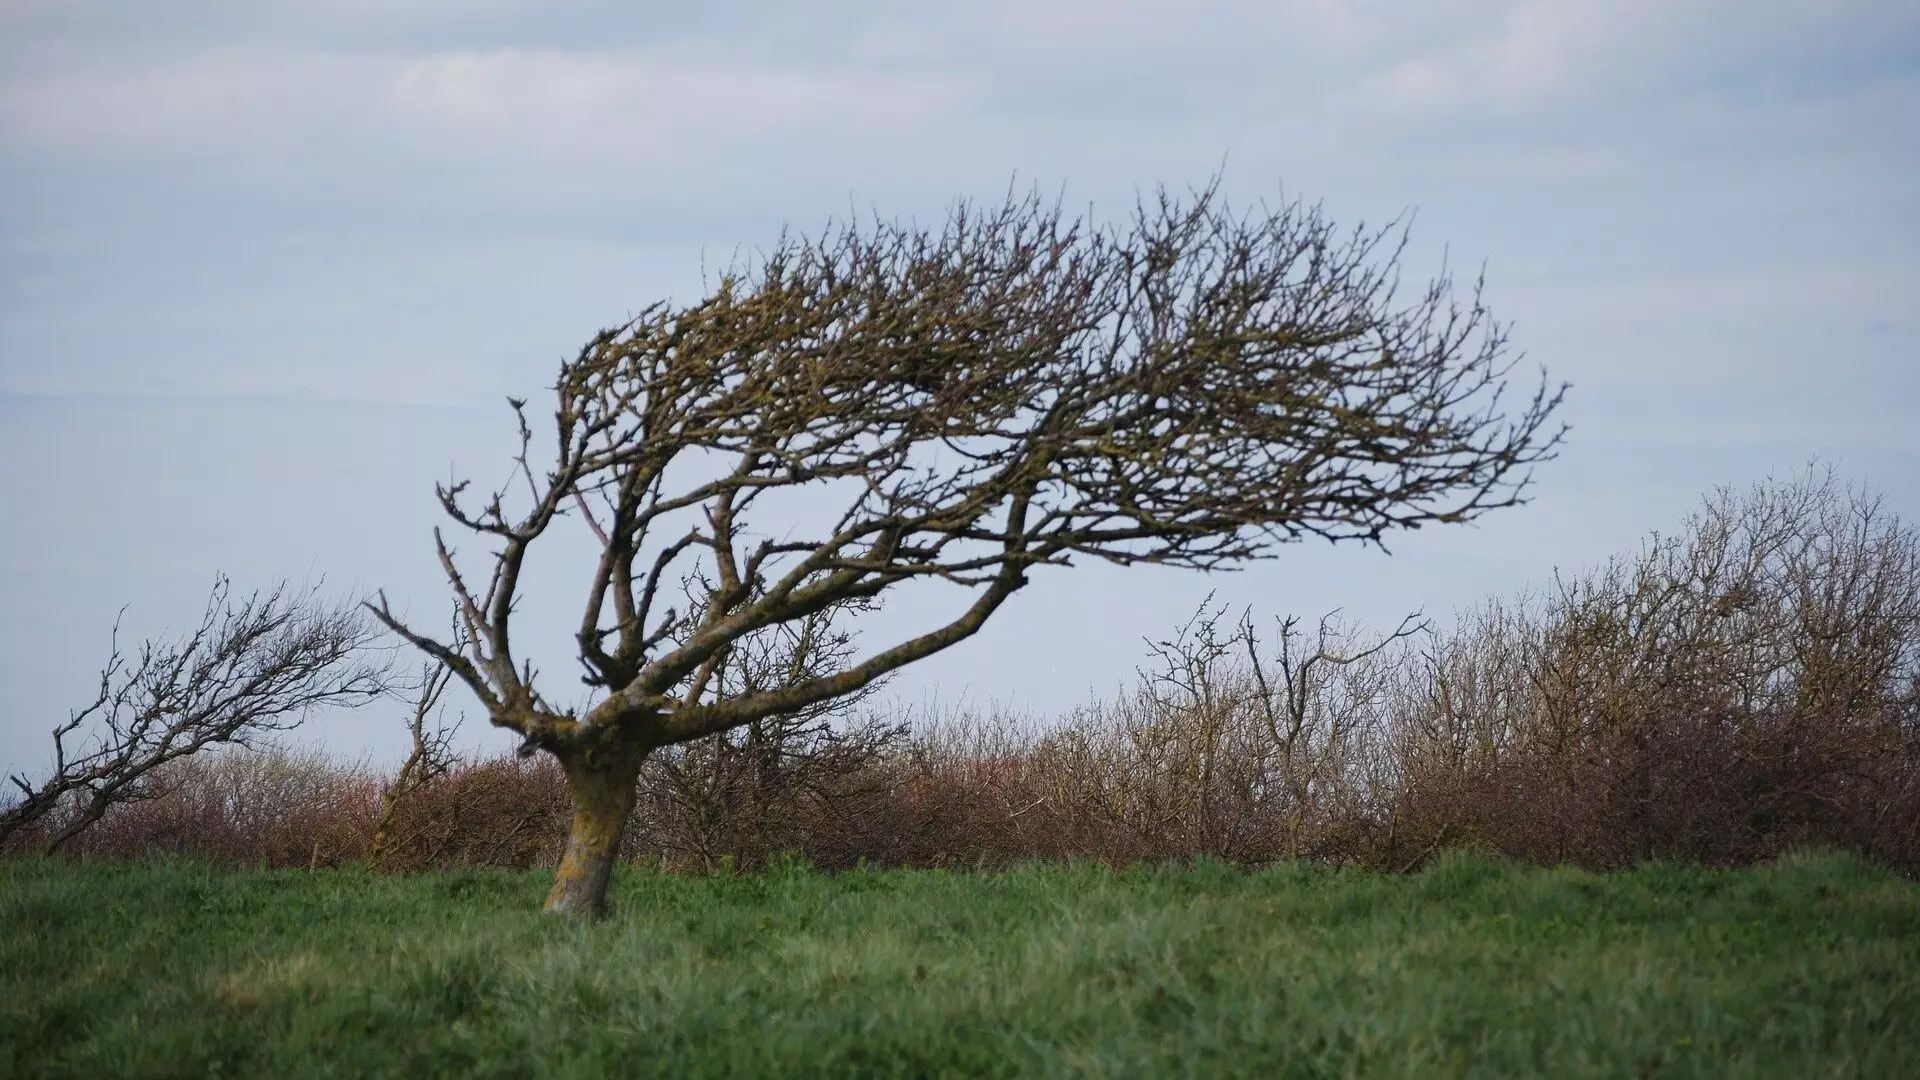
[[3, 1, 1916, 774]]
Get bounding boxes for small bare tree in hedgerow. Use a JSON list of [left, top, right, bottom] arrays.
[[372, 177, 1567, 917], [1, 576, 390, 854]]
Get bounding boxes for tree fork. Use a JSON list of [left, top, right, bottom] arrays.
[[545, 738, 650, 918]]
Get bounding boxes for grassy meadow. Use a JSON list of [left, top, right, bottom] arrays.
[[3, 851, 1916, 1078]]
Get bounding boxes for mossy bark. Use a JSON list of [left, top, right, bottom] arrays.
[[544, 742, 648, 918]]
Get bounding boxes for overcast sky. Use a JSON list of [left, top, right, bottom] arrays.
[[3, 0, 1915, 775]]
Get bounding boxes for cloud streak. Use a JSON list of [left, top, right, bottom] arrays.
[[1, 44, 966, 163], [5, 2, 1910, 191], [390, 48, 966, 160]]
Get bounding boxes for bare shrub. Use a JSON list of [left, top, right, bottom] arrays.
[[38, 746, 382, 867], [861, 702, 1062, 867], [369, 654, 463, 872], [981, 602, 1418, 866], [628, 712, 905, 872], [1388, 466, 1920, 871], [369, 756, 570, 872], [603, 597, 900, 871], [795, 603, 1423, 871], [1, 576, 391, 854]]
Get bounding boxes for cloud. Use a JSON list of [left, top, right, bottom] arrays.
[[1351, 0, 1919, 117], [389, 48, 966, 162], [1353, 1, 1694, 114], [8, 0, 1908, 205], [0, 47, 387, 152], [0, 43, 967, 166], [980, 0, 1375, 53]]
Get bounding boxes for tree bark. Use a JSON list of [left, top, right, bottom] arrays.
[[545, 742, 648, 918]]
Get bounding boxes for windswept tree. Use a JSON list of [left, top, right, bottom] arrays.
[[1, 576, 391, 853], [374, 179, 1566, 916]]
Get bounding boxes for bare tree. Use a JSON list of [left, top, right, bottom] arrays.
[[1243, 607, 1426, 858], [373, 177, 1566, 916], [368, 651, 463, 873], [1, 576, 391, 853], [1127, 596, 1423, 860]]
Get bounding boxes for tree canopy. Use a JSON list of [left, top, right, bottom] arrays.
[[374, 178, 1566, 915]]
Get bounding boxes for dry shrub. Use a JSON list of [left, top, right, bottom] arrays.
[[933, 604, 1418, 869], [371, 756, 570, 871], [1388, 466, 1920, 872], [850, 703, 1063, 867], [11, 746, 382, 867], [0, 577, 391, 855], [756, 602, 1417, 871], [614, 596, 904, 873], [625, 711, 909, 872]]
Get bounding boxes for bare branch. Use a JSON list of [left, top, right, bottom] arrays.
[[2, 576, 394, 852]]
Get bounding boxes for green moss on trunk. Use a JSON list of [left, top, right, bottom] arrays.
[[543, 743, 647, 918]]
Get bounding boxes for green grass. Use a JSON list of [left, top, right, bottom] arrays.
[[2, 852, 1915, 1078]]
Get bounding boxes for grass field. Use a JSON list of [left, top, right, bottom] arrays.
[[2, 852, 1915, 1078]]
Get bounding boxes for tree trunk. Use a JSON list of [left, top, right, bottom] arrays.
[[369, 758, 423, 873], [545, 742, 648, 918]]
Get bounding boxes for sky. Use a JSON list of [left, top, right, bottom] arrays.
[[2, 0, 1916, 776]]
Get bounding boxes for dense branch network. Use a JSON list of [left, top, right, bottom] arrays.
[[371, 178, 1566, 763], [3, 577, 391, 852]]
